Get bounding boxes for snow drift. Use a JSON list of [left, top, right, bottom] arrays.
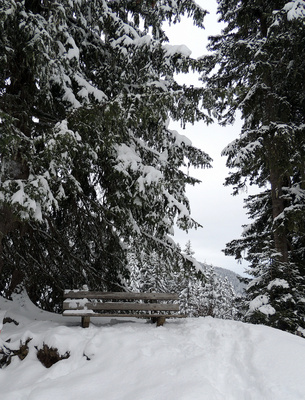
[[1, 293, 305, 400]]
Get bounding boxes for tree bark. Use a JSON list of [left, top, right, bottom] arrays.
[[0, 205, 18, 275], [270, 168, 288, 264], [0, 237, 3, 276], [0, 205, 24, 287]]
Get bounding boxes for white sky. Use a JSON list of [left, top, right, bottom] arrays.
[[165, 1, 255, 275]]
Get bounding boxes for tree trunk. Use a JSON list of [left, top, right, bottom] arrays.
[[270, 168, 288, 264], [0, 205, 18, 275], [0, 237, 3, 276], [0, 205, 24, 288]]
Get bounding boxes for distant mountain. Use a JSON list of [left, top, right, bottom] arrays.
[[214, 266, 247, 296], [199, 262, 247, 296]]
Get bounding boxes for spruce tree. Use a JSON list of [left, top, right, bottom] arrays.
[[126, 244, 237, 320], [0, 0, 212, 308], [202, 0, 305, 334]]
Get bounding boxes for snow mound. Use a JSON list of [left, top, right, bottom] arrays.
[[1, 293, 305, 400]]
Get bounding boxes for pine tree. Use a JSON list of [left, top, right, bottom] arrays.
[[183, 240, 195, 257], [202, 0, 305, 334], [126, 243, 237, 320], [197, 263, 237, 320], [0, 0, 212, 308]]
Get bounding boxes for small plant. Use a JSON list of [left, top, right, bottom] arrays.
[[36, 344, 70, 368], [0, 338, 31, 368]]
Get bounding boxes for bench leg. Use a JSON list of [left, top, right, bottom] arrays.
[[82, 316, 90, 328], [156, 316, 166, 327]]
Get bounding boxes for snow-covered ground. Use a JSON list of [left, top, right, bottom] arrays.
[[1, 293, 305, 400]]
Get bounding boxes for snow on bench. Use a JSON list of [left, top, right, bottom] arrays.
[[63, 290, 186, 327]]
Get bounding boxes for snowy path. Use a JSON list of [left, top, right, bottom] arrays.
[[1, 295, 305, 400]]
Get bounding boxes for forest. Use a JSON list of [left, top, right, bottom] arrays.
[[0, 0, 304, 337]]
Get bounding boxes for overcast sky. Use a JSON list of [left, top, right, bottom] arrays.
[[165, 1, 255, 275]]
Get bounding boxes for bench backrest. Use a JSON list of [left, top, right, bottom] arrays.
[[63, 291, 180, 313]]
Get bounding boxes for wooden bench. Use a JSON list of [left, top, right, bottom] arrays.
[[63, 290, 185, 327]]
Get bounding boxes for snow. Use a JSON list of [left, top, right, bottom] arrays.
[[74, 74, 107, 103], [7, 174, 57, 222], [64, 298, 89, 309], [249, 295, 276, 316], [1, 293, 305, 400], [65, 36, 80, 61], [169, 129, 192, 146], [0, 310, 7, 332], [164, 44, 192, 57], [267, 279, 289, 290], [3, 3, 16, 16], [283, 0, 305, 21], [115, 143, 142, 172], [10, 180, 25, 206], [63, 309, 95, 315], [137, 166, 163, 193]]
